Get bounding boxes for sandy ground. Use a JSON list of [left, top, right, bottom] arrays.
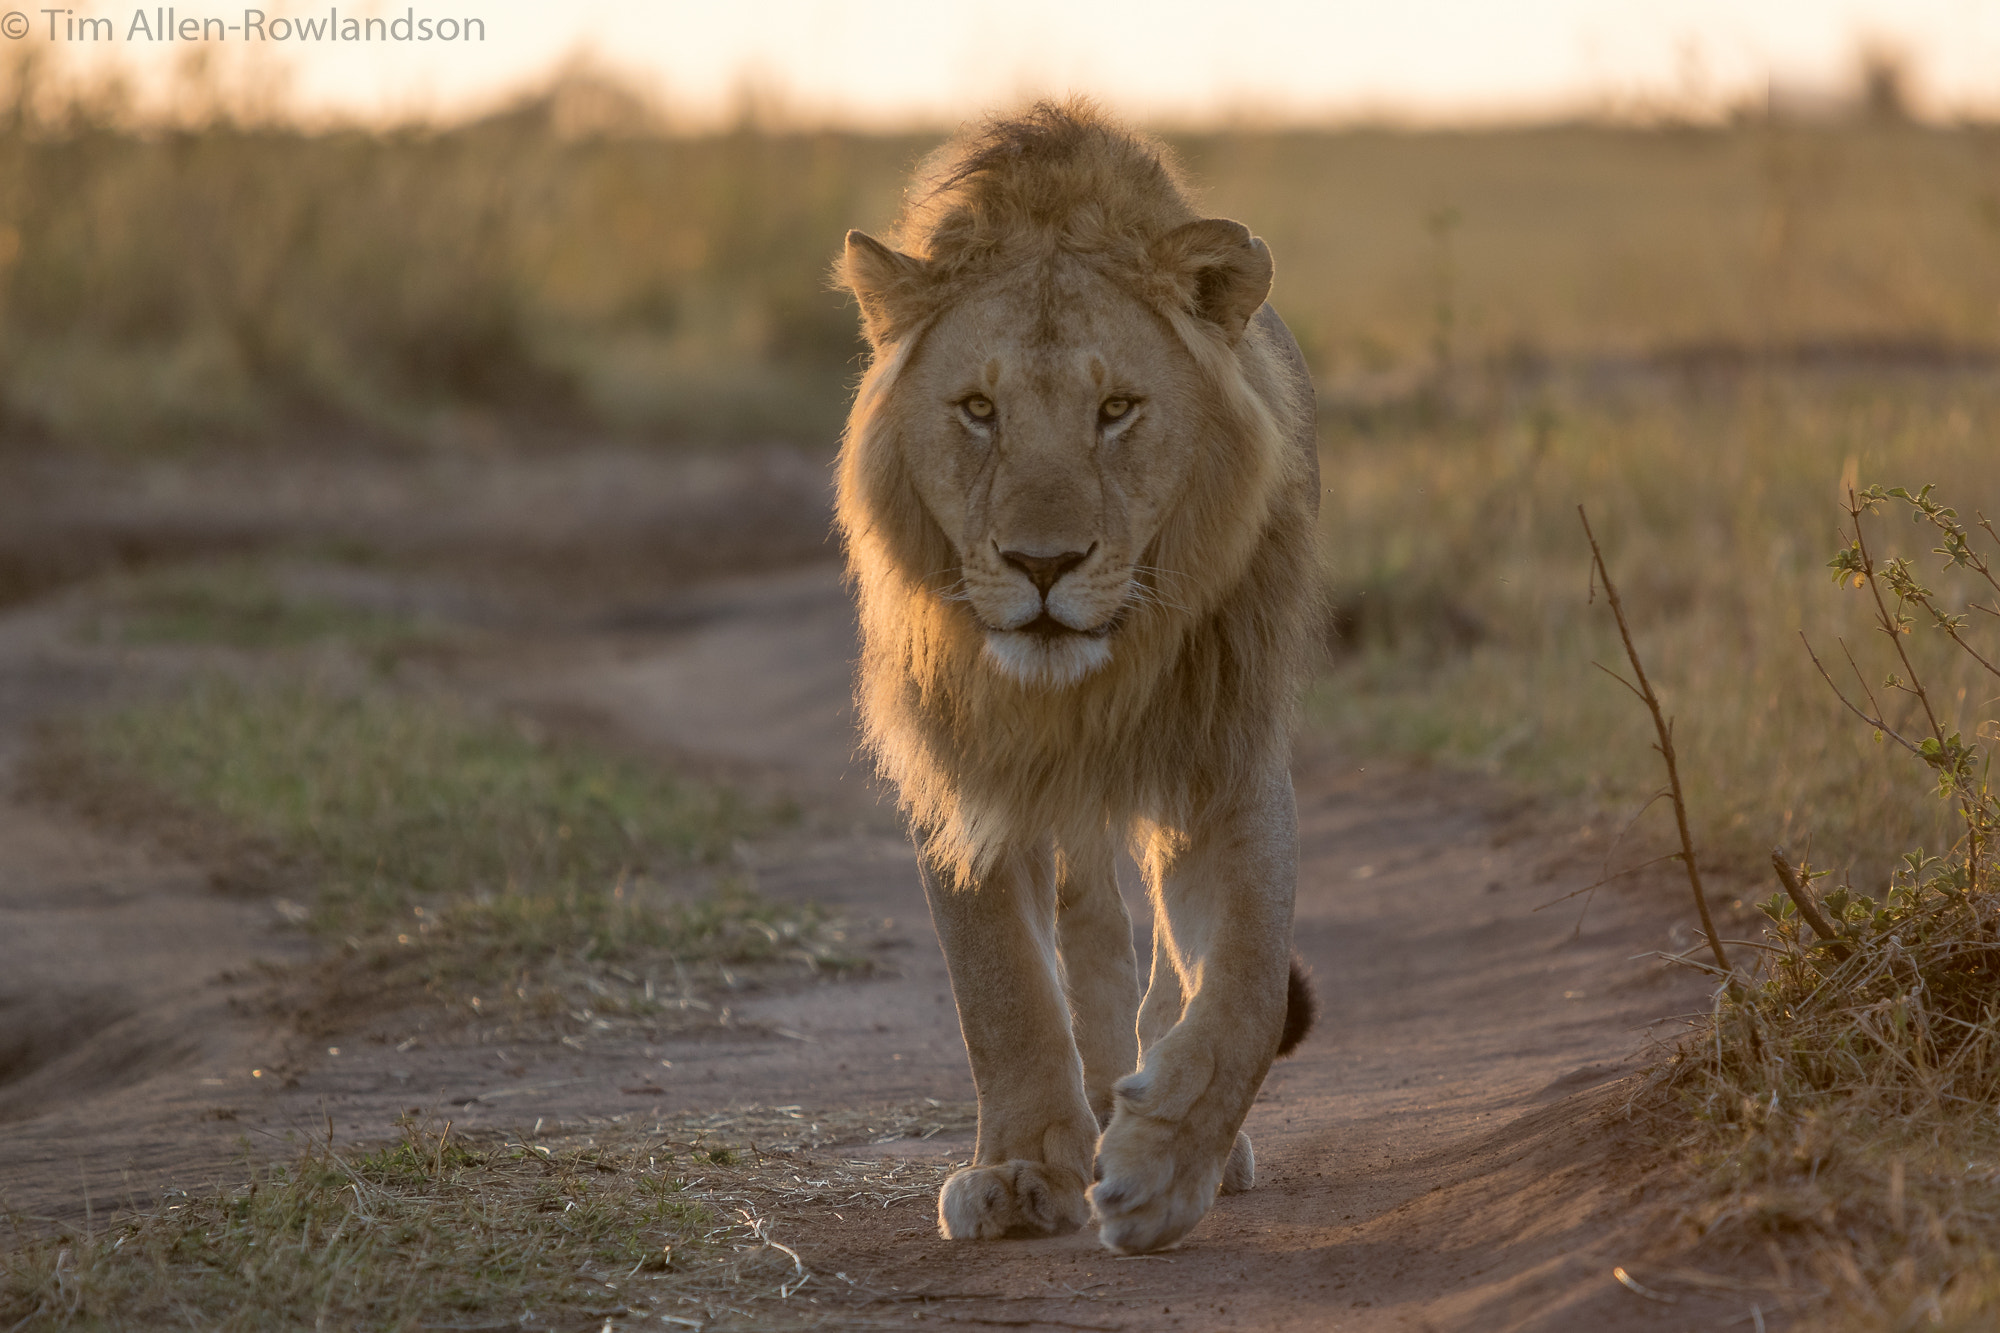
[[0, 454, 1787, 1330]]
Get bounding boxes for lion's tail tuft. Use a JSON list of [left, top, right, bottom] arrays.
[[1277, 955, 1317, 1058]]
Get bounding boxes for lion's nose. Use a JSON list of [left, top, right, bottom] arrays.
[[1000, 546, 1091, 597]]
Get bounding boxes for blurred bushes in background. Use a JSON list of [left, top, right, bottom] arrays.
[[0, 59, 924, 452], [6, 55, 2000, 455]]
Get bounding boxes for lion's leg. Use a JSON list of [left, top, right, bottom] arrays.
[[1135, 914, 1184, 1056], [921, 842, 1098, 1240], [1136, 854, 1260, 1195], [1054, 835, 1141, 1126], [1090, 769, 1297, 1254], [1138, 924, 1252, 1191]]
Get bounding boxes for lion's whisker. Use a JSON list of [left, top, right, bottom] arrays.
[[1130, 566, 1194, 596], [918, 565, 976, 605], [1124, 575, 1192, 616]]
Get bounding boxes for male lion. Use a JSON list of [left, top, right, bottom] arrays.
[[834, 100, 1319, 1255]]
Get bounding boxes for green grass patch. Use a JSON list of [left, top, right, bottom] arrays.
[[67, 677, 746, 925], [31, 676, 841, 1018], [79, 562, 423, 653]]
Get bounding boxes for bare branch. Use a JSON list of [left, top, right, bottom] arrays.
[[1532, 852, 1685, 912], [1801, 633, 1923, 756], [1905, 587, 2000, 681], [1603, 787, 1676, 879], [1589, 660, 1649, 705], [1578, 506, 1731, 979], [1979, 512, 2000, 566], [1839, 638, 1895, 720]]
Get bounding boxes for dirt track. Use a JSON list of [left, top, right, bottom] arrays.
[[0, 469, 1780, 1330]]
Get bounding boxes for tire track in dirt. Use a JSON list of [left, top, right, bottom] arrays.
[[0, 604, 320, 1227]]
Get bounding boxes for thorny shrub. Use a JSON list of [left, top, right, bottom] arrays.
[[1657, 483, 2000, 1320]]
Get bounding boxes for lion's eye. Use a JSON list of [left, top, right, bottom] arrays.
[[963, 396, 995, 421], [1099, 398, 1132, 423]]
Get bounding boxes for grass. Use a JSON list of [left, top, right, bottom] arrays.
[[7, 54, 2000, 453], [78, 560, 427, 652], [0, 59, 916, 452], [1312, 366, 2000, 886], [1556, 479, 2000, 1329], [0, 1101, 974, 1331], [1311, 377, 2000, 1325], [2, 566, 892, 1327], [56, 677, 742, 918], [31, 551, 845, 1023], [2, 1125, 725, 1332], [28, 674, 849, 1026]]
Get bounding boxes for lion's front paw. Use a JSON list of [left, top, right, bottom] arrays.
[[1088, 1110, 1228, 1254], [938, 1161, 1089, 1240]]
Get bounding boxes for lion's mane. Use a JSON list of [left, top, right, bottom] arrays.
[[835, 100, 1320, 886]]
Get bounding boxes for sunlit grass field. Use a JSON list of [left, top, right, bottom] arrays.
[[1315, 368, 2000, 885], [6, 59, 2000, 452]]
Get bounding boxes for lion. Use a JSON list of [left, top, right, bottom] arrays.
[[833, 100, 1320, 1255]]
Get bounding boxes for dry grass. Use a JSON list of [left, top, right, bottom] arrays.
[[1312, 367, 2000, 884], [0, 1101, 973, 1331], [1188, 121, 2000, 381], [7, 53, 2000, 453], [0, 58, 916, 451], [1597, 482, 2000, 1329]]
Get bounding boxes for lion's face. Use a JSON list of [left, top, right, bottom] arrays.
[[841, 209, 1277, 694], [894, 265, 1204, 688]]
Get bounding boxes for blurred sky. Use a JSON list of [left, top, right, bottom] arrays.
[[25, 0, 2000, 124]]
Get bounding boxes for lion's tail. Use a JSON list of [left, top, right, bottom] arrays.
[[1277, 955, 1317, 1058]]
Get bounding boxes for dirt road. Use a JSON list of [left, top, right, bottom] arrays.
[[516, 565, 1764, 1331], [0, 518, 1772, 1329]]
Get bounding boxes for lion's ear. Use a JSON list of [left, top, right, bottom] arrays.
[[839, 229, 933, 349], [1150, 218, 1273, 341]]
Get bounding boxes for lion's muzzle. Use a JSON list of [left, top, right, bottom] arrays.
[[1000, 545, 1091, 597], [976, 543, 1126, 686]]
